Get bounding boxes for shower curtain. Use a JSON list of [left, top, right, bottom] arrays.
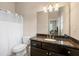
[[0, 10, 23, 56]]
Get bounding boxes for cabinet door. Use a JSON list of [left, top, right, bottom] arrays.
[[31, 47, 48, 56], [66, 47, 79, 56]]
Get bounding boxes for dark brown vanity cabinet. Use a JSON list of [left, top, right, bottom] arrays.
[[30, 40, 79, 56]]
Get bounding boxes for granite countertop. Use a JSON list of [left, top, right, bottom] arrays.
[[30, 36, 79, 49]]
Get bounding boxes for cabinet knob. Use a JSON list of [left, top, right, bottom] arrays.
[[46, 52, 48, 55], [68, 51, 71, 54], [49, 53, 52, 55]]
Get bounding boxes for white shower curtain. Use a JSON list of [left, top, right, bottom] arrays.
[[0, 10, 23, 56]]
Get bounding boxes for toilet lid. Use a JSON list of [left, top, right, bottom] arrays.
[[13, 44, 27, 53]]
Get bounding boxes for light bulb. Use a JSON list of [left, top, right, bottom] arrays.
[[43, 7, 47, 13], [48, 5, 53, 12], [54, 3, 59, 11]]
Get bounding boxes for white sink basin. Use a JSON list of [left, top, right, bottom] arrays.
[[45, 39, 56, 41]]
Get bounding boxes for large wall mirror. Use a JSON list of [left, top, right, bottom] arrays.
[[48, 7, 64, 36], [37, 3, 70, 36]]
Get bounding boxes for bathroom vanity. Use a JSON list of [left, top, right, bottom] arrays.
[[33, 3, 79, 56], [30, 35, 79, 56]]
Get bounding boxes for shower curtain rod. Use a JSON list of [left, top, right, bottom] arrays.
[[0, 8, 21, 16], [0, 8, 23, 21]]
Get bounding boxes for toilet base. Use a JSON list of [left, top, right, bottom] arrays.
[[16, 48, 26, 56]]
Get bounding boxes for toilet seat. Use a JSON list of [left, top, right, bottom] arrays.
[[12, 44, 27, 53]]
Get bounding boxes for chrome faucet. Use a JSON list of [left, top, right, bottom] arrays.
[[49, 32, 55, 39]]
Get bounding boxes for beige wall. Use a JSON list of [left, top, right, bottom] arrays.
[[37, 12, 48, 34], [15, 2, 49, 37], [70, 3, 79, 40], [0, 2, 15, 12], [63, 3, 70, 35], [15, 3, 37, 37]]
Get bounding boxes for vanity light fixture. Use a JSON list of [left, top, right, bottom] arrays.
[[43, 2, 59, 13]]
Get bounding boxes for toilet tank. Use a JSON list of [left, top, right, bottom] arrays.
[[22, 36, 30, 45]]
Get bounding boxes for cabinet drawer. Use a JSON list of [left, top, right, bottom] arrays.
[[31, 47, 48, 56], [49, 52, 65, 56], [31, 40, 41, 48], [42, 43, 67, 55], [42, 43, 58, 51]]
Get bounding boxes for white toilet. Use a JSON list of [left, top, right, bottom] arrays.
[[12, 36, 30, 56]]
